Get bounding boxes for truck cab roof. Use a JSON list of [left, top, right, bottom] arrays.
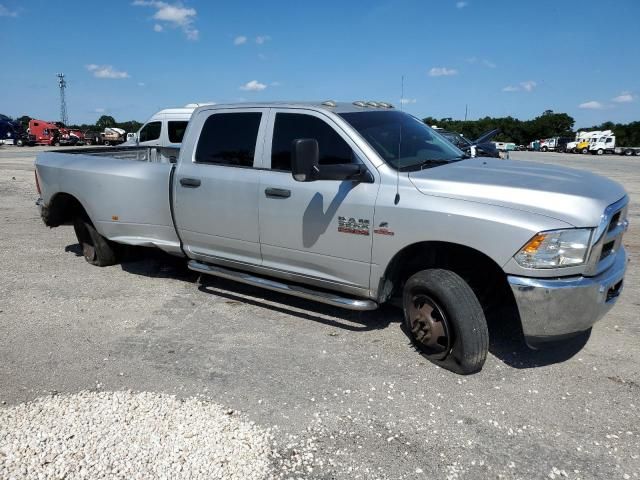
[[191, 101, 396, 116]]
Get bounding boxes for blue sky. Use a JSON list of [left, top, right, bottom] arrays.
[[1, 0, 638, 128]]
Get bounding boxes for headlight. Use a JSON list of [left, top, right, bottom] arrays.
[[514, 228, 592, 269]]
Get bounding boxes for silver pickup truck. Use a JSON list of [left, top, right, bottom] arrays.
[[35, 101, 629, 374]]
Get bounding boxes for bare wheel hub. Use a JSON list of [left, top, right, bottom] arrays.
[[407, 293, 451, 359]]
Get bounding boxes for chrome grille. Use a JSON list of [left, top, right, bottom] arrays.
[[585, 197, 629, 276]]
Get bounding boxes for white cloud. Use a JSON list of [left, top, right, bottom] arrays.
[[502, 80, 537, 92], [153, 23, 163, 32], [467, 57, 496, 68], [579, 100, 605, 110], [400, 98, 417, 105], [255, 35, 271, 45], [612, 91, 635, 103], [94, 108, 106, 113], [240, 80, 267, 91], [456, 1, 468, 8], [133, 1, 199, 40], [270, 81, 282, 87], [428, 67, 458, 77], [137, 82, 146, 87], [520, 80, 537, 92], [0, 3, 18, 16], [86, 64, 130, 79], [234, 35, 247, 45]]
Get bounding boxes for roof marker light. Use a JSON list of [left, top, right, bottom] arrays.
[[366, 101, 380, 107], [353, 101, 367, 107], [321, 100, 337, 107]]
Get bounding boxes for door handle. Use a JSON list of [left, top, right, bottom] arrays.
[[265, 187, 291, 198], [180, 177, 201, 188]]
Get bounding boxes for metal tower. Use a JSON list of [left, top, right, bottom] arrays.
[[56, 73, 68, 126]]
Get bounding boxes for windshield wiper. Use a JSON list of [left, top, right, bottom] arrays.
[[399, 159, 452, 172]]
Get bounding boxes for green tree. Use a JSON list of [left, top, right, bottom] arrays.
[[96, 115, 116, 130], [16, 115, 31, 131]]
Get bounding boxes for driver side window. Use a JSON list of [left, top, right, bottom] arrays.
[[271, 113, 353, 171], [139, 121, 162, 143]]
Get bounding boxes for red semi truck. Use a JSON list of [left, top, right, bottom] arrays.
[[28, 119, 83, 146]]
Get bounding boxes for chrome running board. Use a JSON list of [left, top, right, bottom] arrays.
[[188, 260, 378, 311]]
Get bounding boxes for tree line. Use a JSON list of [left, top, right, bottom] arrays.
[[423, 110, 640, 147]]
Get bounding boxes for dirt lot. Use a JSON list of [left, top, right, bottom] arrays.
[[1, 146, 639, 479]]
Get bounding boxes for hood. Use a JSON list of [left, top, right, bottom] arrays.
[[409, 158, 626, 227]]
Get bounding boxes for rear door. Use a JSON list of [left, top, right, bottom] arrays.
[[258, 109, 378, 293], [173, 108, 268, 266]]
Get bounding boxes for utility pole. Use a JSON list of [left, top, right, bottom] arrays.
[[56, 73, 68, 126], [464, 104, 468, 121]]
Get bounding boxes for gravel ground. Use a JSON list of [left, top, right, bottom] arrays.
[[0, 146, 639, 479]]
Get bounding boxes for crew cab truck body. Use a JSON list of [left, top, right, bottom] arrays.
[[35, 102, 629, 374]]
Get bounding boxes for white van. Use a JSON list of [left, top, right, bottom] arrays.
[[127, 103, 213, 162]]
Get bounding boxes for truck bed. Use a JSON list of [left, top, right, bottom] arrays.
[[35, 146, 182, 255]]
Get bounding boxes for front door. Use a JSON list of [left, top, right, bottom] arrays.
[[258, 109, 378, 294], [173, 108, 268, 265]]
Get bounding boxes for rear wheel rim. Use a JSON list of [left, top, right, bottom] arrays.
[[407, 293, 451, 360]]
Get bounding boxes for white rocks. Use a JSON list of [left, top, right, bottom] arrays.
[[0, 391, 284, 479]]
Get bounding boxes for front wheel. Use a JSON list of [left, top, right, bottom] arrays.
[[73, 217, 118, 266], [597, 149, 604, 155], [581, 148, 589, 154], [403, 269, 488, 374]]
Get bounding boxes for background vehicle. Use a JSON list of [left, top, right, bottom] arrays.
[[589, 131, 640, 156], [492, 141, 516, 151], [84, 130, 103, 146], [123, 104, 212, 162], [34, 101, 628, 375], [29, 119, 61, 146], [101, 127, 126, 146], [539, 136, 573, 152], [0, 114, 35, 146], [434, 128, 500, 158]]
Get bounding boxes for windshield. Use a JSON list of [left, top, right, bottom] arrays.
[[339, 111, 465, 171], [437, 130, 472, 149]]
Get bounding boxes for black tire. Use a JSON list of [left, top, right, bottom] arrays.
[[597, 149, 603, 155], [581, 148, 588, 154], [73, 217, 118, 266], [16, 138, 24, 147], [402, 269, 488, 374]]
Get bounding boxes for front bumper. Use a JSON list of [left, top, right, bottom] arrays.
[[508, 247, 627, 346]]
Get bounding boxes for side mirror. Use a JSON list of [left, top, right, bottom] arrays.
[[291, 138, 320, 182]]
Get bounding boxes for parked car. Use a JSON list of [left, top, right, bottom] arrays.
[[84, 130, 103, 146], [434, 128, 500, 158], [35, 101, 629, 375]]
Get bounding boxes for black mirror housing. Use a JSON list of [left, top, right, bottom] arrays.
[[291, 138, 320, 182]]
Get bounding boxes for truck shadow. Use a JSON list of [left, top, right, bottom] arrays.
[[66, 244, 591, 369], [485, 305, 591, 369]]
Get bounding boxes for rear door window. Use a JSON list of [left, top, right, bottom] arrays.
[[139, 121, 161, 142], [168, 121, 189, 144], [195, 113, 262, 167]]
